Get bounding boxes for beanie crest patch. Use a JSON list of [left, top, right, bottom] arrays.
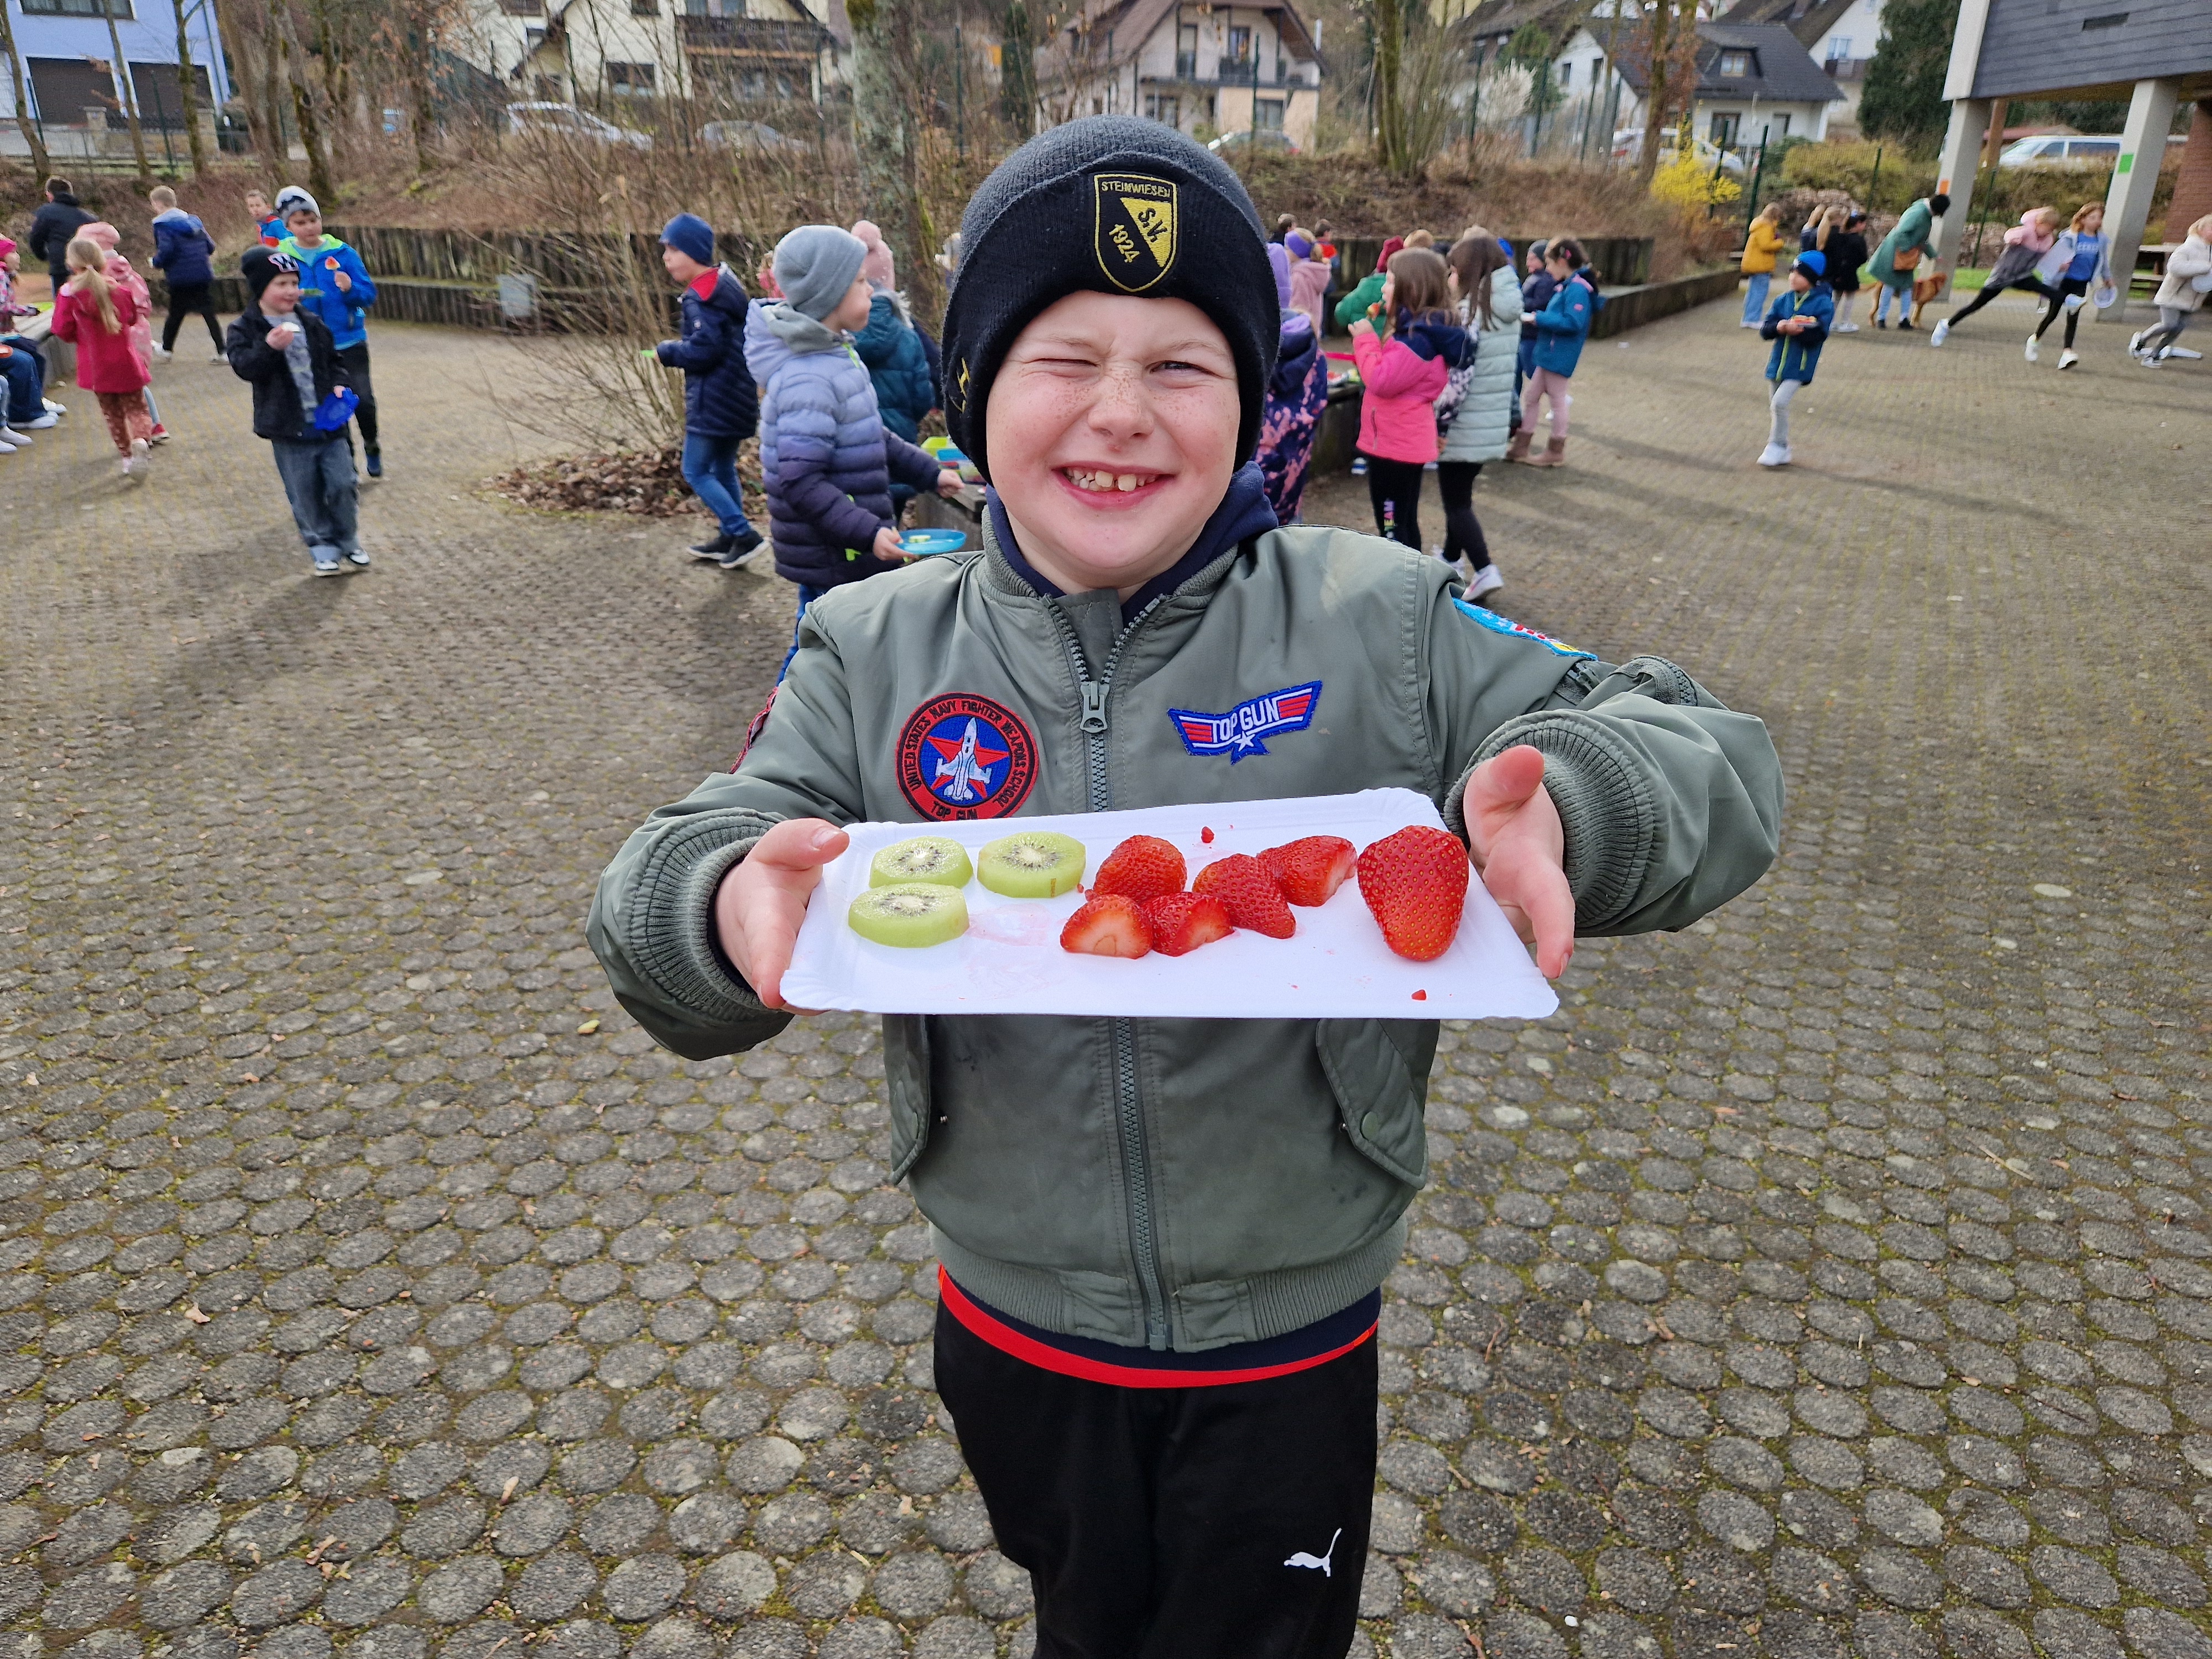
[[1092, 174, 1178, 293]]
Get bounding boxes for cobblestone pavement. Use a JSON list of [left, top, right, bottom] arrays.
[[2, 301, 2209, 1659]]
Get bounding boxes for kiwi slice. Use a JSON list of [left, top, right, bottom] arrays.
[[848, 883, 969, 948], [977, 830, 1087, 898], [870, 836, 973, 889]]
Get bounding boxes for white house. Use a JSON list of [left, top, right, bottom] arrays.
[[1613, 20, 1844, 150], [1036, 1, 1327, 150], [1, 0, 228, 165], [453, 0, 842, 113], [1717, 0, 1885, 137]]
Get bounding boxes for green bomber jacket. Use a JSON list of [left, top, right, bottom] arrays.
[[588, 522, 1783, 1352]]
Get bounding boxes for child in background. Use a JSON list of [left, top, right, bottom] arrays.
[[2029, 202, 2114, 368], [2132, 213, 2212, 366], [79, 222, 165, 444], [1510, 238, 1596, 468], [1282, 229, 1333, 340], [743, 224, 962, 676], [1740, 204, 1785, 327], [1256, 243, 1328, 523], [1825, 211, 1869, 333], [1349, 247, 1469, 549], [276, 191, 383, 475], [53, 238, 153, 476], [1332, 236, 1403, 332], [0, 237, 58, 442], [149, 185, 225, 362], [653, 212, 761, 567], [850, 220, 938, 448], [245, 189, 285, 247], [1931, 207, 2061, 348], [1757, 250, 1833, 468], [227, 248, 363, 576], [1514, 238, 1553, 432], [1437, 230, 1524, 603]]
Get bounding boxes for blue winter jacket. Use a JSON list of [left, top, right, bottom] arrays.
[[278, 235, 377, 350], [150, 209, 215, 286], [745, 302, 942, 589], [852, 291, 936, 444], [1760, 284, 1834, 384], [656, 266, 758, 441], [1530, 272, 1599, 377]]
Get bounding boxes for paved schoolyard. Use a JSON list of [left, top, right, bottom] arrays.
[[0, 295, 2208, 1659]]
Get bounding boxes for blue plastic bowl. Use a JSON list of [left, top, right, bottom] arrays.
[[900, 529, 969, 556]]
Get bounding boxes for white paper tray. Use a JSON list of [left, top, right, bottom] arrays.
[[780, 788, 1559, 1021]]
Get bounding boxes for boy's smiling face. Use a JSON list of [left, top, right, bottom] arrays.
[[986, 291, 1239, 599]]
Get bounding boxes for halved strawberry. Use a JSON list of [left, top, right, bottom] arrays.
[[1142, 891, 1232, 957], [1355, 826, 1469, 962], [1093, 834, 1187, 904], [1192, 853, 1295, 938], [1260, 836, 1358, 907], [1060, 893, 1151, 958]]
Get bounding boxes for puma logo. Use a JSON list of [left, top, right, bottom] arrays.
[[1284, 1528, 1342, 1576]]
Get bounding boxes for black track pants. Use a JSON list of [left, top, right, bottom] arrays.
[[1437, 459, 1490, 570], [933, 1302, 1378, 1659], [336, 341, 378, 451], [1363, 453, 1425, 549], [1947, 272, 2059, 329]]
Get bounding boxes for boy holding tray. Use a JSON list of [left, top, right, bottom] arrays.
[[591, 118, 1782, 1658]]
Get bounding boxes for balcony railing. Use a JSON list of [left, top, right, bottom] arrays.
[[677, 15, 828, 55]]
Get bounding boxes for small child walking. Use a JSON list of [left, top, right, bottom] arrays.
[[1740, 204, 1786, 327], [79, 221, 166, 443], [227, 248, 364, 576], [2131, 213, 2212, 367], [1757, 251, 1834, 468], [653, 212, 762, 567], [276, 190, 383, 475], [149, 185, 225, 362], [52, 238, 153, 474], [1348, 247, 1469, 548], [1509, 238, 1597, 468]]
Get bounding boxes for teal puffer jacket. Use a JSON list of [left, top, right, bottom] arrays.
[[853, 291, 936, 444]]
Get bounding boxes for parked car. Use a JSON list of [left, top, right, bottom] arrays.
[[1208, 129, 1299, 155], [1997, 132, 2183, 167], [505, 102, 653, 150], [1610, 127, 1746, 176], [700, 120, 807, 154]]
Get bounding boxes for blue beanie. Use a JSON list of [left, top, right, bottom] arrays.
[[660, 212, 714, 268], [773, 225, 868, 324], [1794, 249, 1827, 279]]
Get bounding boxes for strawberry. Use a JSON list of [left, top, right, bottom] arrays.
[[1093, 834, 1187, 904], [1060, 893, 1152, 958], [1142, 891, 1232, 957], [1192, 853, 1295, 938], [1355, 826, 1469, 962], [1260, 836, 1357, 907]]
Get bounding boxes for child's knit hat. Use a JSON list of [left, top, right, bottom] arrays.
[[660, 213, 714, 268], [939, 114, 1278, 481], [771, 225, 868, 324], [1794, 250, 1827, 280], [275, 186, 318, 220], [242, 246, 299, 300]]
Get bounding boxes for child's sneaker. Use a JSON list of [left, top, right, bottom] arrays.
[[43, 398, 65, 415], [0, 427, 29, 447], [343, 550, 371, 570], [365, 450, 383, 478], [2127, 328, 2147, 356], [689, 532, 735, 561], [2023, 335, 2038, 362], [2058, 349, 2079, 370], [1929, 319, 1950, 347], [312, 556, 346, 576], [210, 349, 228, 364], [149, 426, 171, 445], [1757, 443, 1791, 468], [1834, 321, 1859, 333], [16, 413, 56, 430], [153, 345, 172, 362], [1465, 563, 1505, 604]]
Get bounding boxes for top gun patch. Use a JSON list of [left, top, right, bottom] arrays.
[[1167, 681, 1321, 761], [1453, 597, 1592, 658]]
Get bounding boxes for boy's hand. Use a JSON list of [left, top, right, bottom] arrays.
[[873, 525, 912, 562], [1464, 745, 1574, 979], [333, 270, 352, 293], [934, 468, 963, 498], [713, 818, 848, 1012]]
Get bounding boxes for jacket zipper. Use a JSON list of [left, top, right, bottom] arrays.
[[1046, 596, 1173, 1345]]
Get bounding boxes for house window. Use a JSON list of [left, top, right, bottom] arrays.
[[632, 0, 658, 13], [1557, 60, 1572, 86], [607, 62, 656, 95], [1825, 35, 1851, 61], [1254, 97, 1284, 130], [1226, 25, 1252, 67], [18, 0, 134, 16], [501, 0, 545, 15], [525, 28, 547, 51], [1718, 50, 1752, 76], [1709, 111, 1740, 145], [1177, 23, 1197, 79], [1146, 92, 1180, 127]]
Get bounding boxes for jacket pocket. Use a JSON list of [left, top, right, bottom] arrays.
[[883, 1014, 933, 1182], [1316, 1019, 1436, 1188]]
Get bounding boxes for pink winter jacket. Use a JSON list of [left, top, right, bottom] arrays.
[[1350, 327, 1447, 465], [2002, 212, 2058, 253], [1287, 255, 1333, 338]]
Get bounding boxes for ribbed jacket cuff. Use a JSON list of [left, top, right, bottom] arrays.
[[624, 810, 780, 1027], [1449, 713, 1657, 933]]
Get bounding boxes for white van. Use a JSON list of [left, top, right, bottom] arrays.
[[1998, 132, 2182, 168]]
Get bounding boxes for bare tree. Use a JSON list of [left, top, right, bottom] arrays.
[[997, 1, 1037, 140], [0, 0, 52, 179], [402, 0, 441, 175], [275, 1, 336, 200], [98, 0, 155, 185], [849, 0, 940, 319], [171, 0, 210, 175], [1635, 0, 1700, 184]]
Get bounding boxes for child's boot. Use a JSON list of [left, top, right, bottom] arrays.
[[366, 448, 383, 479], [1504, 429, 1533, 463], [1528, 435, 1567, 468]]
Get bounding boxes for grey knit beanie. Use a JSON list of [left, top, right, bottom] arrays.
[[772, 225, 868, 324]]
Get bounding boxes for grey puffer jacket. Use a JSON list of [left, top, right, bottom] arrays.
[[588, 523, 1783, 1353], [1439, 265, 1525, 466], [745, 301, 942, 589]]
